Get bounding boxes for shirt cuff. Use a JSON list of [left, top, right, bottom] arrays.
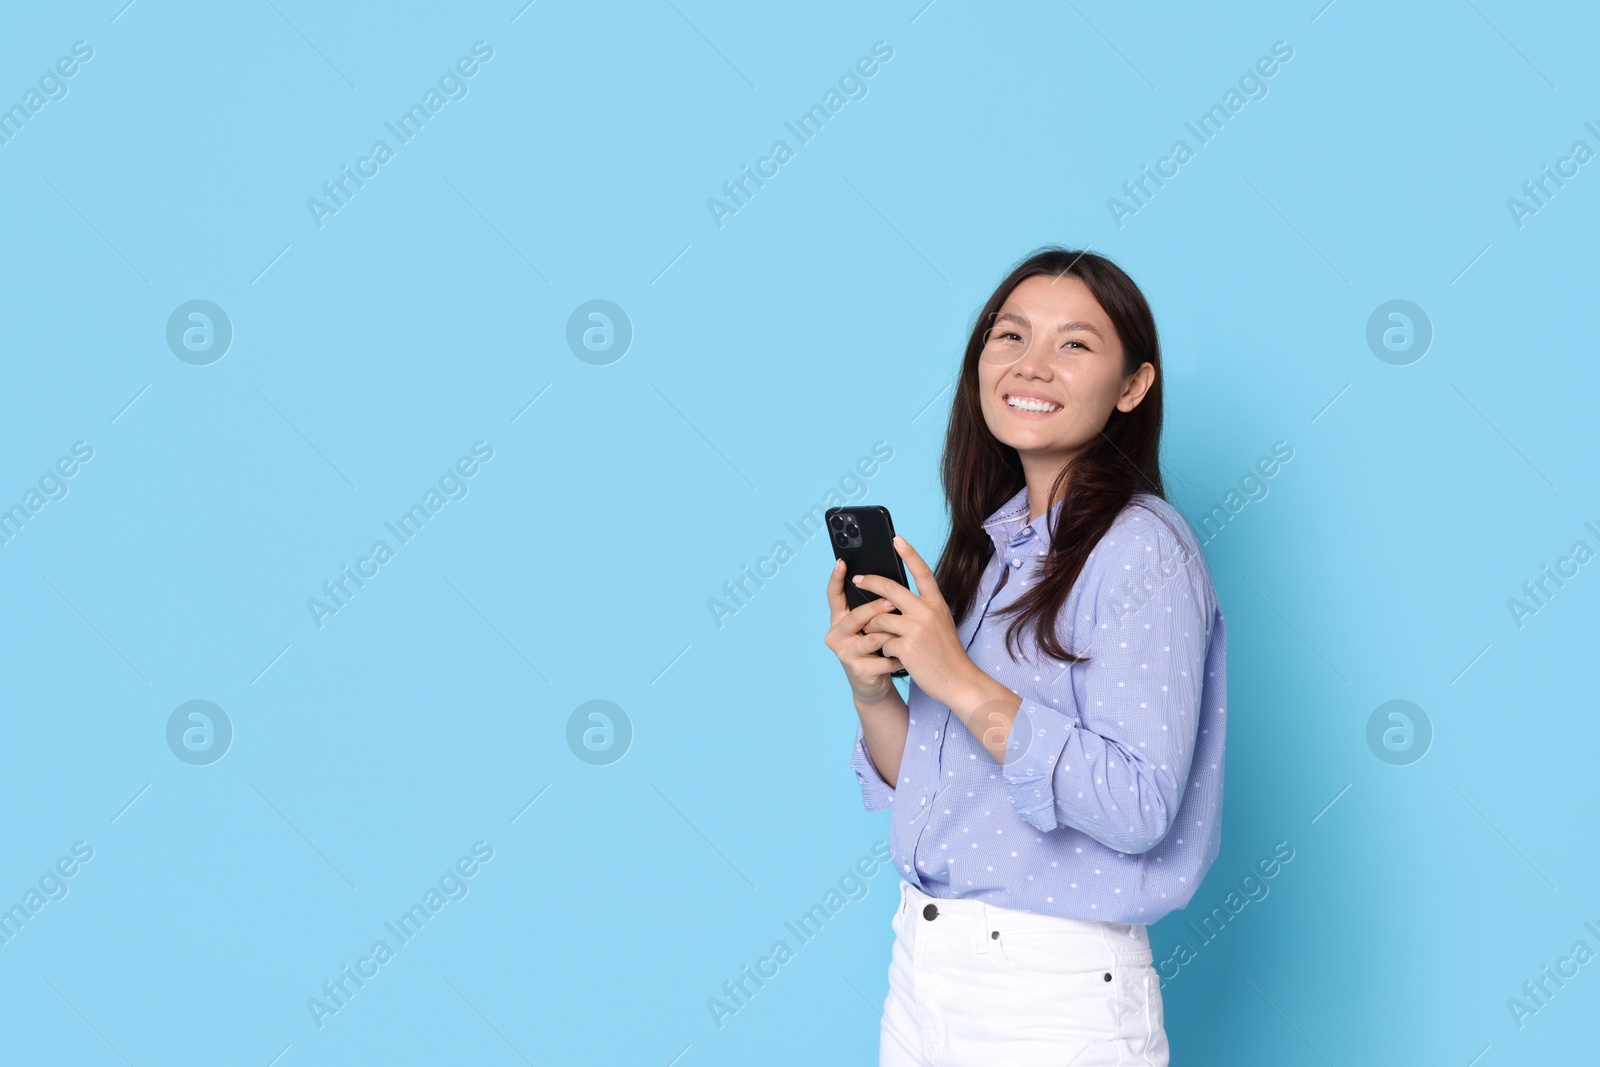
[[851, 720, 895, 812], [1000, 701, 1076, 833]]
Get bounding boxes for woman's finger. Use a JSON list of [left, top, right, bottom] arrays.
[[825, 559, 850, 623], [893, 536, 945, 607], [851, 571, 914, 613], [862, 609, 904, 636], [836, 594, 898, 638], [855, 650, 904, 678], [849, 630, 893, 656]]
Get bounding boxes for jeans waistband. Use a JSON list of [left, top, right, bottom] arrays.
[[898, 878, 1151, 960]]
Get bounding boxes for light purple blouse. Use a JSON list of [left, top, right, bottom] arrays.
[[851, 486, 1226, 924]]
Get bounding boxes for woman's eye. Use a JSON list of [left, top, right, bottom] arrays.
[[1062, 340, 1087, 350]]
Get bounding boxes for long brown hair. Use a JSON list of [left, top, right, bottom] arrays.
[[935, 247, 1169, 664]]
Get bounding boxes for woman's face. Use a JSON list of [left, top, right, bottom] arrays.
[[976, 273, 1154, 468]]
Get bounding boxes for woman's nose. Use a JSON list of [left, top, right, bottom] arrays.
[[1010, 338, 1054, 374]]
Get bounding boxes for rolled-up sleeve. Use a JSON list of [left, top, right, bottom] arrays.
[[852, 719, 895, 811], [999, 514, 1212, 853]]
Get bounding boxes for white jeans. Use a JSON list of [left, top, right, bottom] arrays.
[[879, 878, 1170, 1066]]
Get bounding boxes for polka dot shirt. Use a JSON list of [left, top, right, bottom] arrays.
[[851, 487, 1227, 925]]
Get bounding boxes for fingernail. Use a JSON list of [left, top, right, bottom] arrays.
[[893, 535, 904, 545], [852, 575, 863, 584]]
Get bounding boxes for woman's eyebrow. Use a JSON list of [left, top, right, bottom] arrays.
[[994, 311, 1104, 340]]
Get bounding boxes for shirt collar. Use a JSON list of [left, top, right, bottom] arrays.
[[981, 484, 1066, 554]]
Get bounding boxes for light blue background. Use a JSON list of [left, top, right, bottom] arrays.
[[2, 1, 1596, 1063]]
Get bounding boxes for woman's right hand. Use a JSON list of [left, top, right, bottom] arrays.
[[824, 559, 905, 706]]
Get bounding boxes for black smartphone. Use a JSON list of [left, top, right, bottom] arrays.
[[826, 504, 910, 679]]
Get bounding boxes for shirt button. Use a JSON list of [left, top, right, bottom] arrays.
[[923, 904, 939, 920], [1011, 558, 1023, 568]]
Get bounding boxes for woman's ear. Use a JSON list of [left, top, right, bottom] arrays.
[[1117, 362, 1156, 412]]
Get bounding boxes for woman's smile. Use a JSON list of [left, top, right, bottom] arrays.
[[1002, 391, 1064, 417]]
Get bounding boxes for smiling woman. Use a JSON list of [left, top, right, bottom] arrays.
[[824, 247, 1226, 1066]]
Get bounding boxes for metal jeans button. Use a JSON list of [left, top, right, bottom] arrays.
[[922, 903, 939, 920]]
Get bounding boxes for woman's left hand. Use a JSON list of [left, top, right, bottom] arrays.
[[856, 535, 980, 709]]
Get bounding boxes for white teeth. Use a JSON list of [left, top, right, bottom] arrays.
[[1006, 395, 1060, 413]]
